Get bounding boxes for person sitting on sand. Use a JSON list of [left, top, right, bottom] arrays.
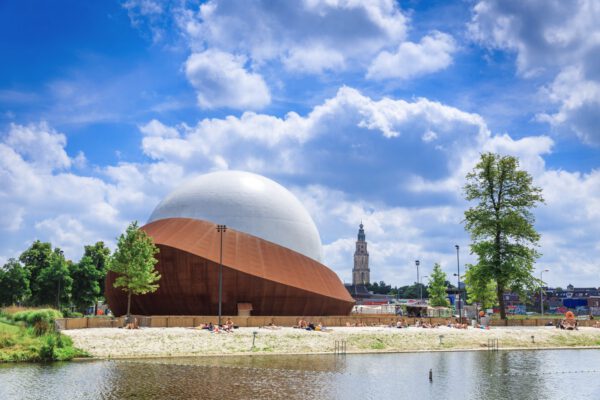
[[223, 318, 234, 332], [560, 311, 578, 330]]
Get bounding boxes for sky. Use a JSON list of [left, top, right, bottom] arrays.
[[1, 0, 599, 288]]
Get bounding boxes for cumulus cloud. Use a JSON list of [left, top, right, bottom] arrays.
[[367, 32, 456, 80], [138, 86, 489, 175], [182, 0, 408, 68], [0, 122, 173, 262], [469, 0, 600, 144], [185, 50, 271, 110]]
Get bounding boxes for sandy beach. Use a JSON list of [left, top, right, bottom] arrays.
[[63, 325, 600, 359]]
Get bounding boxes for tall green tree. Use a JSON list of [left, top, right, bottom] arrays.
[[464, 153, 544, 319], [0, 259, 31, 306], [464, 265, 497, 310], [70, 256, 102, 313], [19, 241, 72, 307], [82, 242, 111, 313], [35, 249, 73, 308], [428, 263, 449, 307], [19, 241, 53, 304], [109, 221, 160, 321]]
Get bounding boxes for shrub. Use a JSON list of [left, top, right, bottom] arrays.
[[39, 335, 56, 361], [11, 309, 63, 336]]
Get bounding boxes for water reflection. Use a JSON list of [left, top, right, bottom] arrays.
[[1, 350, 600, 399]]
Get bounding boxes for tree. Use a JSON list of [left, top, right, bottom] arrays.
[[82, 242, 111, 314], [109, 221, 161, 321], [0, 259, 31, 306], [464, 153, 544, 319], [36, 249, 73, 308], [428, 263, 449, 307], [70, 256, 102, 313], [19, 241, 53, 305], [464, 264, 497, 310], [19, 242, 72, 307]]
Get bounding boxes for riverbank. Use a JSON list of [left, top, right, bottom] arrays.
[[63, 325, 600, 358], [0, 320, 86, 362]]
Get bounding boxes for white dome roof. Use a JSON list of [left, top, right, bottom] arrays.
[[148, 171, 323, 262]]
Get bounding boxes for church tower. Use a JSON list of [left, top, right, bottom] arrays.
[[352, 222, 370, 285]]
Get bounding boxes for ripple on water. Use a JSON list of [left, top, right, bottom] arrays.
[[1, 350, 600, 399]]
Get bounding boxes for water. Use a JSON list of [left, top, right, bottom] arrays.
[[1, 350, 600, 399]]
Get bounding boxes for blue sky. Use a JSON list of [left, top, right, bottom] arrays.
[[1, 0, 599, 288]]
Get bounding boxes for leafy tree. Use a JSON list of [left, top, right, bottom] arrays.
[[19, 242, 72, 307], [83, 242, 110, 297], [366, 280, 392, 294], [464, 265, 497, 310], [81, 242, 111, 314], [397, 284, 429, 299], [19, 241, 53, 304], [428, 263, 449, 307], [464, 153, 544, 319], [35, 249, 73, 308], [109, 221, 161, 321], [0, 259, 31, 306], [70, 256, 102, 313]]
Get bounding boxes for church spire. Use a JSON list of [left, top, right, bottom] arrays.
[[352, 222, 370, 285], [357, 221, 365, 241]]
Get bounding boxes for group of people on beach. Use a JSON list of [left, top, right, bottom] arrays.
[[296, 319, 329, 331], [196, 318, 235, 333]]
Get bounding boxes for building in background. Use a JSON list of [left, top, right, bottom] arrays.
[[352, 223, 370, 285], [106, 171, 354, 316]]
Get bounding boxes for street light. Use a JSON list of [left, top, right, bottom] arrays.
[[540, 269, 549, 316], [455, 245, 462, 323], [421, 275, 429, 301], [217, 224, 227, 326], [415, 260, 421, 301]]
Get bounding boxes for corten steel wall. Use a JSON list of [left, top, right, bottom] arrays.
[[105, 218, 354, 316]]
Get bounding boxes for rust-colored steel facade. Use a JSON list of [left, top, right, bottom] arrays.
[[105, 218, 354, 316]]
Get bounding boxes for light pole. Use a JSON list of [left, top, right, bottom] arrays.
[[217, 224, 227, 326], [540, 269, 549, 316], [455, 245, 461, 323], [415, 260, 421, 301], [421, 275, 429, 300]]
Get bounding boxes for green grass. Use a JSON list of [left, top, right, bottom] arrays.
[[0, 320, 88, 363]]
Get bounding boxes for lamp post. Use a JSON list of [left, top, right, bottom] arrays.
[[217, 224, 227, 326], [421, 275, 429, 301], [540, 269, 549, 316], [415, 260, 421, 301], [455, 245, 461, 323]]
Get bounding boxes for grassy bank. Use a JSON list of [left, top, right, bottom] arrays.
[[0, 308, 88, 362]]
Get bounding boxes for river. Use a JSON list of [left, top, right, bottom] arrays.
[[1, 350, 599, 399]]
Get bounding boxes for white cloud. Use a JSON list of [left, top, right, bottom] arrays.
[[367, 32, 456, 80], [185, 50, 271, 110], [183, 0, 408, 67], [138, 86, 489, 174], [469, 0, 600, 144], [4, 122, 71, 171]]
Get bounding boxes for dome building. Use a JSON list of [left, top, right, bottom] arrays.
[[105, 171, 354, 316]]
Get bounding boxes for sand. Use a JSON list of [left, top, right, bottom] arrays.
[[62, 325, 600, 359]]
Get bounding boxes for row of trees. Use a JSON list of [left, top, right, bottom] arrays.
[[0, 222, 161, 319], [0, 241, 110, 312], [365, 263, 453, 307]]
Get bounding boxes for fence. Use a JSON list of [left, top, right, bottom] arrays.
[[54, 315, 600, 330]]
